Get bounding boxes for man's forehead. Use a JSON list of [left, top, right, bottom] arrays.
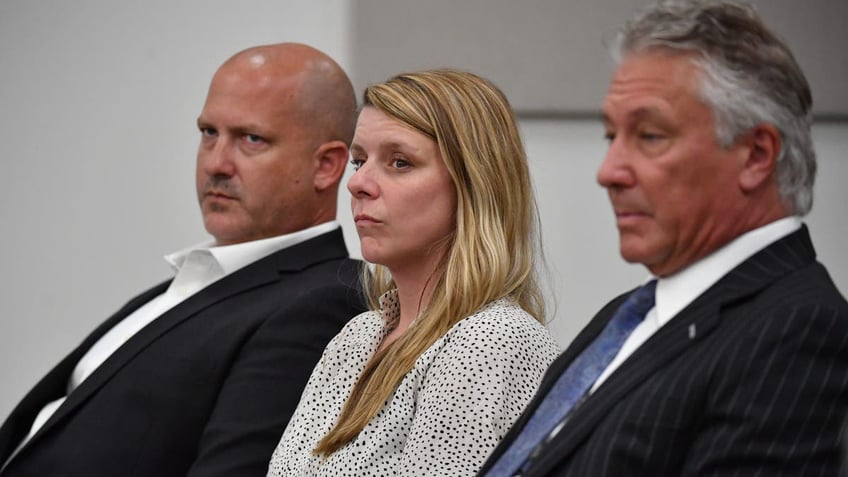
[[602, 57, 700, 116], [602, 105, 667, 125]]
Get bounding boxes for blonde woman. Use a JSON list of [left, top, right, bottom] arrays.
[[267, 70, 559, 476]]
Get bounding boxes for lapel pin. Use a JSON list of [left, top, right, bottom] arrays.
[[688, 324, 696, 340]]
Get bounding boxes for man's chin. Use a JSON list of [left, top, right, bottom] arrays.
[[203, 217, 248, 246], [618, 240, 653, 267]]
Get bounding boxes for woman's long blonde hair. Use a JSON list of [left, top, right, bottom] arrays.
[[314, 69, 545, 455]]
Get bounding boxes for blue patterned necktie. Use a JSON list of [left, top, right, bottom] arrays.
[[486, 280, 657, 477]]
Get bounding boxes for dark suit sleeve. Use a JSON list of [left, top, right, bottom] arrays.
[[683, 303, 848, 475], [184, 284, 359, 477]]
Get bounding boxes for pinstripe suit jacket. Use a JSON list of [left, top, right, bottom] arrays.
[[479, 225, 848, 476]]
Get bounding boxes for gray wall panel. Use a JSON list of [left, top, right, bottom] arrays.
[[351, 0, 848, 117]]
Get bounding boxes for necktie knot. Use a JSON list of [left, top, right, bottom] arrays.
[[615, 279, 657, 330]]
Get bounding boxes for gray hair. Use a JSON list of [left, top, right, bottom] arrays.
[[610, 0, 816, 215]]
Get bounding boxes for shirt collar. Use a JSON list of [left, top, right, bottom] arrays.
[[165, 220, 339, 276], [653, 216, 802, 326]]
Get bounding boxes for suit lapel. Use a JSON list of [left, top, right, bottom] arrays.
[[19, 229, 349, 451], [0, 282, 168, 461], [525, 226, 817, 476]]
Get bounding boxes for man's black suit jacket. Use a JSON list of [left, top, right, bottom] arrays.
[[0, 228, 365, 477], [480, 226, 848, 476]]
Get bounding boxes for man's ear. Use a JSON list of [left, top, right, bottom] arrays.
[[738, 123, 781, 192], [313, 140, 349, 192]]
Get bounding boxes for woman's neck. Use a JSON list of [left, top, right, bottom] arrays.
[[378, 260, 442, 351]]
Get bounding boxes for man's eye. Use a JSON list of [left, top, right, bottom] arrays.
[[245, 134, 264, 144], [200, 127, 217, 137], [639, 132, 664, 142]]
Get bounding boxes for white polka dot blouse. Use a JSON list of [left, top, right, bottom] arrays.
[[267, 290, 560, 476]]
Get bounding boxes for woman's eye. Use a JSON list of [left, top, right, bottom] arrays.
[[391, 158, 410, 169], [349, 158, 364, 171]]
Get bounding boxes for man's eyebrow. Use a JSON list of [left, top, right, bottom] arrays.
[[629, 106, 663, 121]]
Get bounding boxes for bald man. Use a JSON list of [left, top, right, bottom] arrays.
[[0, 43, 365, 477]]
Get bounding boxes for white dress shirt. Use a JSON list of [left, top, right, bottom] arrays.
[[591, 217, 802, 393], [5, 221, 339, 465]]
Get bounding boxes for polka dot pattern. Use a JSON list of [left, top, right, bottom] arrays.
[[267, 290, 560, 476]]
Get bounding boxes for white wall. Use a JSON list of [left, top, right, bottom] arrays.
[[1, 1, 846, 424]]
